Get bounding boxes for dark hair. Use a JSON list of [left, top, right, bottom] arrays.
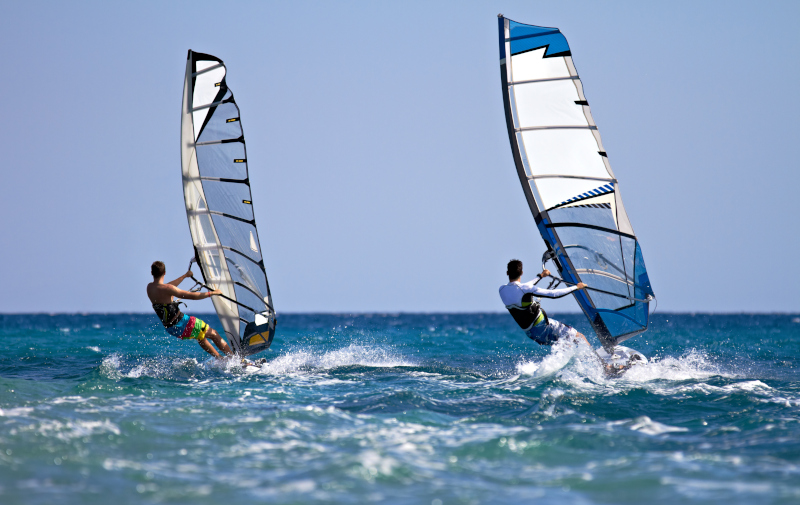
[[507, 259, 523, 280], [151, 261, 166, 278]]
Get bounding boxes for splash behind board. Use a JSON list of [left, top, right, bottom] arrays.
[[596, 346, 647, 374]]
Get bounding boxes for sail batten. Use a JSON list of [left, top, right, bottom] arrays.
[[515, 126, 598, 132], [192, 63, 223, 76], [498, 17, 655, 350], [192, 100, 231, 112], [509, 76, 581, 85], [181, 50, 276, 356], [530, 175, 616, 182]]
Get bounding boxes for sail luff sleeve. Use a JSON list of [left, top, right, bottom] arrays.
[[500, 17, 544, 221], [498, 17, 655, 349]]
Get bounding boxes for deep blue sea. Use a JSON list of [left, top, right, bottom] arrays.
[[1, 313, 799, 504]]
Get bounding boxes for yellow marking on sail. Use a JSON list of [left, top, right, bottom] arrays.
[[248, 333, 269, 345]]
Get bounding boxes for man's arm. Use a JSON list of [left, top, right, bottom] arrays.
[[520, 269, 587, 298], [166, 270, 194, 287], [162, 284, 221, 301]]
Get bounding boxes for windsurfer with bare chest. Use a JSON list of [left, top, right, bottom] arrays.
[[146, 261, 233, 360]]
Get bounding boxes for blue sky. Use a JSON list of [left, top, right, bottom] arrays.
[[0, 0, 797, 313]]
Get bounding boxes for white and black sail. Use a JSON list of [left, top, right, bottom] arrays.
[[497, 16, 655, 350], [180, 50, 276, 356]]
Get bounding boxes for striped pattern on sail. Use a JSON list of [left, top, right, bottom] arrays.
[[180, 50, 276, 356], [498, 16, 655, 349], [551, 183, 615, 210]]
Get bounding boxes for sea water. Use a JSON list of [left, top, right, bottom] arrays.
[[0, 313, 798, 504]]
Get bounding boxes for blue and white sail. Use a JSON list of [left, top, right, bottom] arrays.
[[497, 16, 655, 350], [180, 50, 276, 356]]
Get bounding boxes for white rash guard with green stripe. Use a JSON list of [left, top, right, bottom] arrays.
[[499, 280, 579, 330]]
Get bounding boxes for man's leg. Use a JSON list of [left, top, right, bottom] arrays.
[[198, 337, 222, 359], [205, 328, 234, 356], [543, 317, 589, 348], [573, 331, 591, 347]]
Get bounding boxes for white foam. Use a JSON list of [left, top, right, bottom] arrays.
[[661, 476, 774, 495], [516, 339, 610, 391], [357, 449, 399, 479], [251, 344, 415, 376], [199, 356, 238, 372], [126, 365, 146, 378], [34, 419, 121, 441], [99, 353, 209, 380], [86, 346, 101, 352], [51, 396, 96, 405], [721, 380, 772, 392], [761, 396, 800, 407], [279, 480, 317, 493], [0, 407, 34, 417], [516, 338, 591, 377], [515, 343, 737, 402], [621, 350, 724, 383], [100, 354, 122, 379], [236, 416, 263, 423], [103, 458, 143, 471], [626, 416, 689, 436], [631, 377, 779, 401], [133, 357, 206, 379]]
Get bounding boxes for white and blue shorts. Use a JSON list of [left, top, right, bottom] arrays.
[[525, 317, 577, 345]]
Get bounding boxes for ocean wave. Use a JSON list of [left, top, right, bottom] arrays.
[[249, 344, 416, 376], [98, 352, 209, 381], [515, 338, 607, 383], [621, 349, 725, 383], [620, 416, 689, 436], [99, 354, 122, 380], [93, 344, 416, 381], [0, 407, 35, 418], [23, 418, 120, 441], [516, 344, 727, 388]]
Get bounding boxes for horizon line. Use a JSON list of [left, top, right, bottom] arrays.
[[1, 311, 798, 316]]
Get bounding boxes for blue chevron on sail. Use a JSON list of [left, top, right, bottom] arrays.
[[550, 183, 615, 210]]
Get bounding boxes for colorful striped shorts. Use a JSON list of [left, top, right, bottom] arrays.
[[166, 314, 209, 341]]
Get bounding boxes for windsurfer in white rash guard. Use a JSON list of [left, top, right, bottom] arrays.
[[500, 259, 592, 347]]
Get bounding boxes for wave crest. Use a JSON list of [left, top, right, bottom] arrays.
[[250, 344, 415, 375]]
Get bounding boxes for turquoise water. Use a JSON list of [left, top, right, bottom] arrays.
[[1, 313, 799, 504]]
